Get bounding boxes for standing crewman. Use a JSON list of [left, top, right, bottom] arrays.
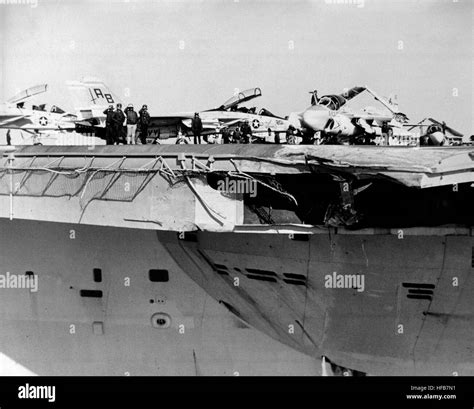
[[286, 125, 297, 144], [191, 112, 203, 144], [124, 104, 139, 144], [381, 122, 390, 146], [138, 104, 150, 144], [221, 126, 231, 144], [6, 129, 11, 146], [241, 120, 253, 144], [233, 127, 242, 144], [112, 103, 126, 144], [32, 129, 41, 145], [103, 105, 115, 145]]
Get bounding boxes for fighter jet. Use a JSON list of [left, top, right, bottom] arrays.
[[406, 117, 464, 146], [0, 84, 78, 134], [288, 86, 410, 144], [67, 80, 291, 143], [145, 88, 293, 143], [0, 83, 106, 146]]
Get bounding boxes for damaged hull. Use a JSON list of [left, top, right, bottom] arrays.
[[1, 144, 473, 375], [161, 228, 474, 376]]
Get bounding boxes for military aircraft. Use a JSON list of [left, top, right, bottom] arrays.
[[136, 88, 292, 143], [0, 83, 105, 146], [155, 87, 291, 142], [67, 80, 291, 143], [288, 86, 410, 144], [0, 84, 78, 134], [406, 117, 464, 146]]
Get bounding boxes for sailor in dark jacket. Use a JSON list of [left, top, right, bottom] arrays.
[[112, 103, 126, 144], [241, 121, 253, 144], [191, 113, 203, 144], [103, 105, 115, 145], [221, 126, 231, 144], [138, 105, 150, 144], [233, 127, 242, 144]]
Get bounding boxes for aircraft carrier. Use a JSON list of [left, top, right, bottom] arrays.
[[1, 143, 473, 376]]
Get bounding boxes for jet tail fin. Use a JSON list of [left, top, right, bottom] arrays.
[[66, 77, 121, 121]]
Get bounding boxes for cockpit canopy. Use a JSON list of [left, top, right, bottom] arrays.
[[427, 124, 443, 134], [312, 86, 366, 111], [7, 84, 66, 114], [7, 84, 48, 104], [317, 94, 348, 111], [218, 88, 262, 111]]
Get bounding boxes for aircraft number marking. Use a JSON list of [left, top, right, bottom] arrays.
[[93, 88, 115, 104]]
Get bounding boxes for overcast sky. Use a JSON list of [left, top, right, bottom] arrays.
[[1, 0, 472, 135]]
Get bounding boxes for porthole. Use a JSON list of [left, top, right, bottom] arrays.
[[151, 312, 171, 329]]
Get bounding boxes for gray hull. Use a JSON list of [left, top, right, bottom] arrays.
[[161, 228, 474, 375], [0, 218, 317, 375]]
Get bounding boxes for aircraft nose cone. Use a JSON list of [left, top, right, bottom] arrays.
[[429, 131, 445, 146], [302, 108, 329, 132]]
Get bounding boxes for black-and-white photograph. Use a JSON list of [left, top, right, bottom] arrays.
[[0, 0, 473, 407]]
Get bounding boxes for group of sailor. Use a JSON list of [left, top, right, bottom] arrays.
[[103, 103, 150, 145]]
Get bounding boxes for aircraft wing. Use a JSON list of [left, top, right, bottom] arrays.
[[0, 114, 76, 131], [363, 86, 409, 123], [428, 118, 464, 137], [149, 114, 192, 132], [406, 118, 429, 131], [341, 86, 366, 101], [406, 118, 464, 137], [0, 114, 28, 125], [0, 124, 73, 131], [147, 114, 261, 138], [148, 114, 221, 134], [0, 114, 37, 129], [342, 110, 393, 122], [149, 114, 193, 126]]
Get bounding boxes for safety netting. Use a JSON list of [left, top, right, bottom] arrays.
[[0, 156, 176, 208]]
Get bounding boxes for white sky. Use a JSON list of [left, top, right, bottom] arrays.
[[0, 0, 473, 135]]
